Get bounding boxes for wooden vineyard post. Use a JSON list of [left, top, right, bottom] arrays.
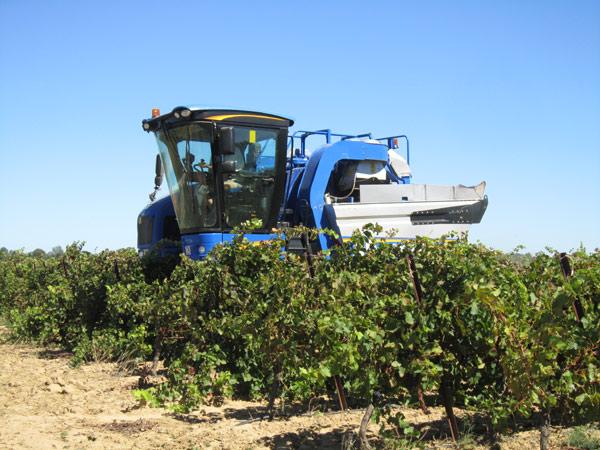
[[61, 258, 69, 278], [301, 232, 315, 279], [439, 376, 460, 442], [558, 252, 585, 325], [113, 260, 121, 282], [333, 375, 348, 410], [295, 233, 347, 411], [406, 252, 459, 439], [406, 254, 423, 307], [406, 253, 431, 415]]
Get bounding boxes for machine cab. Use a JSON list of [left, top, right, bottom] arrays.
[[141, 106, 293, 259]]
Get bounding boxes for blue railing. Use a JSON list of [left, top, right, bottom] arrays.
[[287, 129, 410, 165]]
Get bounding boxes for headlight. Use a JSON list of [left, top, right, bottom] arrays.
[[173, 107, 192, 120]]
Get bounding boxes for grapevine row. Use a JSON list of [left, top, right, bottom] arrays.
[[0, 228, 598, 449]]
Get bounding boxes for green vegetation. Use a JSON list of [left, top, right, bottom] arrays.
[[0, 228, 598, 450], [567, 425, 600, 450]]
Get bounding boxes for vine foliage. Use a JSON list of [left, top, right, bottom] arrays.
[[0, 229, 598, 449]]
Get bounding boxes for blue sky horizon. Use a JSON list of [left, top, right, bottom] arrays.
[[1, 0, 598, 254]]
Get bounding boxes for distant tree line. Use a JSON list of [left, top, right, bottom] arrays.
[[0, 246, 64, 259], [506, 251, 535, 266]]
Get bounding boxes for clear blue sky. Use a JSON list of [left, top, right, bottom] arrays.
[[1, 0, 598, 254]]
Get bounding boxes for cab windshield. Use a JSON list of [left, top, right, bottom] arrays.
[[156, 123, 217, 230], [155, 123, 281, 232]]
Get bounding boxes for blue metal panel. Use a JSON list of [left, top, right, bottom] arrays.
[[296, 139, 388, 250], [137, 196, 181, 256], [182, 232, 279, 260], [182, 233, 223, 259]]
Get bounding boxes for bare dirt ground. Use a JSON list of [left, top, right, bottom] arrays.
[[0, 328, 576, 450]]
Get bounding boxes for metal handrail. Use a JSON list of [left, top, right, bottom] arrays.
[[289, 130, 410, 164], [291, 129, 376, 157]]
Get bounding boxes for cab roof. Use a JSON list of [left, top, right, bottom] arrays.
[[142, 105, 294, 132]]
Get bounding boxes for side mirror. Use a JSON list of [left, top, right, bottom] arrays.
[[218, 127, 236, 155], [154, 154, 163, 188], [150, 154, 163, 202]]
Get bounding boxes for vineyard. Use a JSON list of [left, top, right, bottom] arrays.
[[0, 226, 598, 449]]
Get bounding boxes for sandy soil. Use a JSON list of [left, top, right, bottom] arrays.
[[0, 329, 576, 449]]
